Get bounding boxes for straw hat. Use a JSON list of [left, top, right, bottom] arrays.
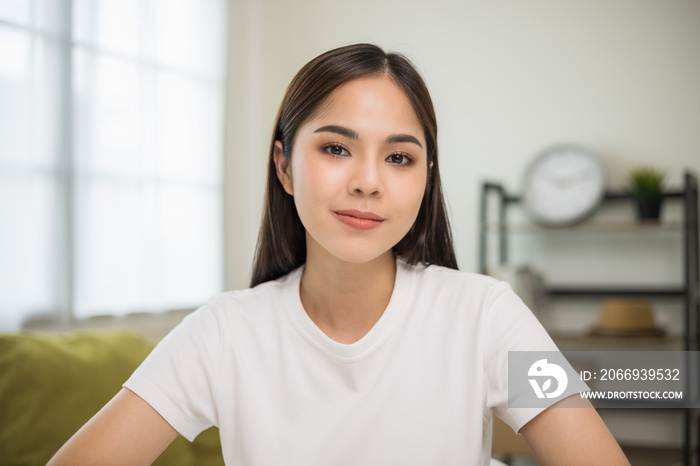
[[588, 298, 665, 338]]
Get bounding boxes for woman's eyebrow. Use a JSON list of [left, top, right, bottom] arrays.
[[314, 125, 358, 140], [385, 134, 423, 148], [314, 125, 423, 148]]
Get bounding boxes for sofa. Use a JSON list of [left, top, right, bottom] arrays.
[[0, 330, 224, 466]]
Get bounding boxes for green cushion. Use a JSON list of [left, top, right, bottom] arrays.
[[192, 426, 226, 466], [0, 331, 221, 466]]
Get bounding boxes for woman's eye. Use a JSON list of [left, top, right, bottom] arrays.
[[323, 144, 349, 157], [387, 153, 412, 165]]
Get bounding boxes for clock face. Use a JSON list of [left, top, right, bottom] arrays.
[[522, 145, 606, 225]]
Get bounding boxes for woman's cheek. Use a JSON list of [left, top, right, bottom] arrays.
[[397, 173, 427, 214], [304, 160, 344, 199], [292, 156, 341, 210]]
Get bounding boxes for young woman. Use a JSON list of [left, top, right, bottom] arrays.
[[50, 43, 629, 465]]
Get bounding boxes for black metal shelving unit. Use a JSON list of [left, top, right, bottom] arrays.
[[479, 171, 699, 465]]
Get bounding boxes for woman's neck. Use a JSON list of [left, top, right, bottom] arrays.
[[299, 247, 397, 344]]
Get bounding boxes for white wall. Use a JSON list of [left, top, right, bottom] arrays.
[[225, 0, 700, 289]]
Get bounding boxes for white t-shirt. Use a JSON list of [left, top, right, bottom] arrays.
[[124, 258, 577, 465]]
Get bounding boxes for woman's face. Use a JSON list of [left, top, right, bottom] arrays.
[[274, 74, 429, 265]]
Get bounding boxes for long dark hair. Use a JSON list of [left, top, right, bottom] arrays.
[[250, 43, 457, 287]]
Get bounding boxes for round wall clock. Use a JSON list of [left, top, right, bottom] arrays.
[[521, 144, 606, 226]]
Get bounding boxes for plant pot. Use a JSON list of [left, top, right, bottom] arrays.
[[635, 196, 662, 221]]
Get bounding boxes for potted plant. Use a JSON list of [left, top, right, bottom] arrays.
[[627, 165, 667, 221]]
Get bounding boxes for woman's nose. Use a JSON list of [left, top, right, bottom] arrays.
[[348, 156, 383, 197]]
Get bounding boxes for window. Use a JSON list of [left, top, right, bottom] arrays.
[[0, 0, 227, 330]]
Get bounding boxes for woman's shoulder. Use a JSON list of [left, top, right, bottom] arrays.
[[402, 259, 502, 291], [187, 266, 302, 324], [399, 260, 522, 315], [222, 271, 295, 302]]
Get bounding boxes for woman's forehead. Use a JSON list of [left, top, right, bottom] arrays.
[[302, 75, 424, 140]]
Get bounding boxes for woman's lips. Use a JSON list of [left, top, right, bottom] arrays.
[[333, 210, 385, 230]]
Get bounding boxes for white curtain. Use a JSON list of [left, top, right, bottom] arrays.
[[0, 0, 226, 330]]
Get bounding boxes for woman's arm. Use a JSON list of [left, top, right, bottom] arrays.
[[48, 388, 179, 466], [520, 394, 630, 465]]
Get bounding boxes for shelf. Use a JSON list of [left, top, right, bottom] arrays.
[[480, 172, 699, 465], [483, 220, 684, 235], [501, 189, 686, 204], [553, 334, 684, 351], [548, 286, 686, 298]]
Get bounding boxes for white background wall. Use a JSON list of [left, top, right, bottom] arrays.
[[224, 0, 700, 289]]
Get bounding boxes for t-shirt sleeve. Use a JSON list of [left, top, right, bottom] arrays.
[[123, 299, 223, 441], [482, 280, 588, 434]]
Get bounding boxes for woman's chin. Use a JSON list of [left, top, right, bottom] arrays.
[[311, 243, 395, 267], [304, 229, 405, 267], [330, 250, 392, 266]]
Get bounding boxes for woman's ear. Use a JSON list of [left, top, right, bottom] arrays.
[[273, 141, 293, 195]]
